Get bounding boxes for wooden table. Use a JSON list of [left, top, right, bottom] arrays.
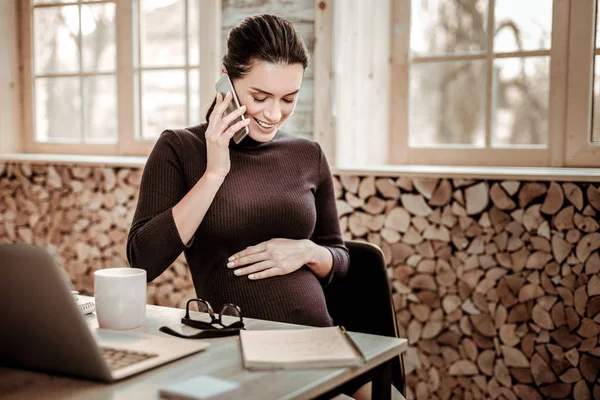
[[0, 297, 408, 400]]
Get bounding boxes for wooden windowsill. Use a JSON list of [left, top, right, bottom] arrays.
[[0, 153, 147, 168], [1, 153, 600, 182], [335, 165, 600, 182]]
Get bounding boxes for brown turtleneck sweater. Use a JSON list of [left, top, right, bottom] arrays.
[[126, 123, 349, 327]]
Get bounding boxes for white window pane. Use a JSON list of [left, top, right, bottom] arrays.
[[84, 76, 117, 142], [34, 5, 80, 74], [189, 69, 201, 125], [189, 0, 199, 66], [410, 0, 488, 56], [82, 3, 116, 72], [409, 61, 486, 146], [494, 1, 553, 53], [140, 70, 186, 139], [35, 77, 81, 142], [592, 56, 600, 142], [140, 0, 186, 67], [492, 57, 549, 146]]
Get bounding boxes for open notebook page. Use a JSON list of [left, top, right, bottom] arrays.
[[240, 326, 363, 368]]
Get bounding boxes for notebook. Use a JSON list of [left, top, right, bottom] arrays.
[[72, 291, 95, 315], [239, 326, 365, 370], [77, 299, 95, 315]]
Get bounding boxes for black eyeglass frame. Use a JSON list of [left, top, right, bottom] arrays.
[[159, 298, 245, 340], [181, 298, 245, 331]]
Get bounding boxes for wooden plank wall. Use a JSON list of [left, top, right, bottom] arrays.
[[333, 0, 391, 168], [313, 0, 336, 163], [0, 0, 22, 153]]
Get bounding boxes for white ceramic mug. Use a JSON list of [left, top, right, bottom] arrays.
[[94, 268, 147, 330]]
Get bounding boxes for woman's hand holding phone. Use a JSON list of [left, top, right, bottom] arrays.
[[172, 92, 249, 245], [204, 92, 250, 181]]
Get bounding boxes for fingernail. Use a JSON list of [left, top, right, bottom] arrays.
[[249, 274, 254, 279], [227, 261, 234, 268], [235, 270, 241, 275], [228, 256, 235, 261], [227, 91, 232, 97], [241, 105, 246, 110]]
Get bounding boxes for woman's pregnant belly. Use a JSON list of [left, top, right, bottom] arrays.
[[200, 266, 334, 327]]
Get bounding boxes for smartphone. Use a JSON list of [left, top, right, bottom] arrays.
[[215, 74, 250, 144]]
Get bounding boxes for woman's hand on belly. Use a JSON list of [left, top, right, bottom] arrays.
[[227, 238, 312, 280]]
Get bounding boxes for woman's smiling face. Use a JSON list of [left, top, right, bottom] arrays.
[[231, 61, 304, 142]]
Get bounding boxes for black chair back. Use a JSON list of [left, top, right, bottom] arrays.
[[324, 240, 406, 395]]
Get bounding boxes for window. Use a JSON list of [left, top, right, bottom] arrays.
[[389, 0, 569, 166], [328, 0, 594, 167], [136, 0, 201, 140], [32, 1, 118, 143], [20, 0, 220, 156]]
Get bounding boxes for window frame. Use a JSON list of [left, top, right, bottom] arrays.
[[564, 0, 600, 167], [19, 0, 221, 157], [388, 0, 570, 167]]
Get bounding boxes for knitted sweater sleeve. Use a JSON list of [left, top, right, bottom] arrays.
[[126, 130, 192, 282], [311, 143, 350, 287]]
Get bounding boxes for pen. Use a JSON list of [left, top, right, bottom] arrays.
[[339, 326, 366, 363]]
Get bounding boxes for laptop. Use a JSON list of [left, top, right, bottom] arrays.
[[0, 244, 209, 382]]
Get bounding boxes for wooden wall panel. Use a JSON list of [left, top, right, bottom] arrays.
[[0, 0, 22, 153], [333, 0, 391, 167]]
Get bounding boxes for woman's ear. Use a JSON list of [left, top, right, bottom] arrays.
[[221, 66, 227, 74]]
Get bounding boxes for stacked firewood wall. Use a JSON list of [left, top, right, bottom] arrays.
[[0, 163, 194, 308], [334, 175, 600, 400], [0, 162, 599, 399]]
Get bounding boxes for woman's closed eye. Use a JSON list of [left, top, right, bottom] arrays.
[[252, 96, 296, 104]]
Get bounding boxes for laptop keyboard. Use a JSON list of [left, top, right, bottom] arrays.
[[100, 347, 159, 371]]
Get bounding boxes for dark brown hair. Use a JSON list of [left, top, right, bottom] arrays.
[[205, 14, 310, 122]]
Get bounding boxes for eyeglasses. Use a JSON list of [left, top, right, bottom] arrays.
[[159, 298, 245, 339]]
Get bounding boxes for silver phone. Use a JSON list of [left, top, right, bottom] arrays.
[[215, 73, 250, 144]]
